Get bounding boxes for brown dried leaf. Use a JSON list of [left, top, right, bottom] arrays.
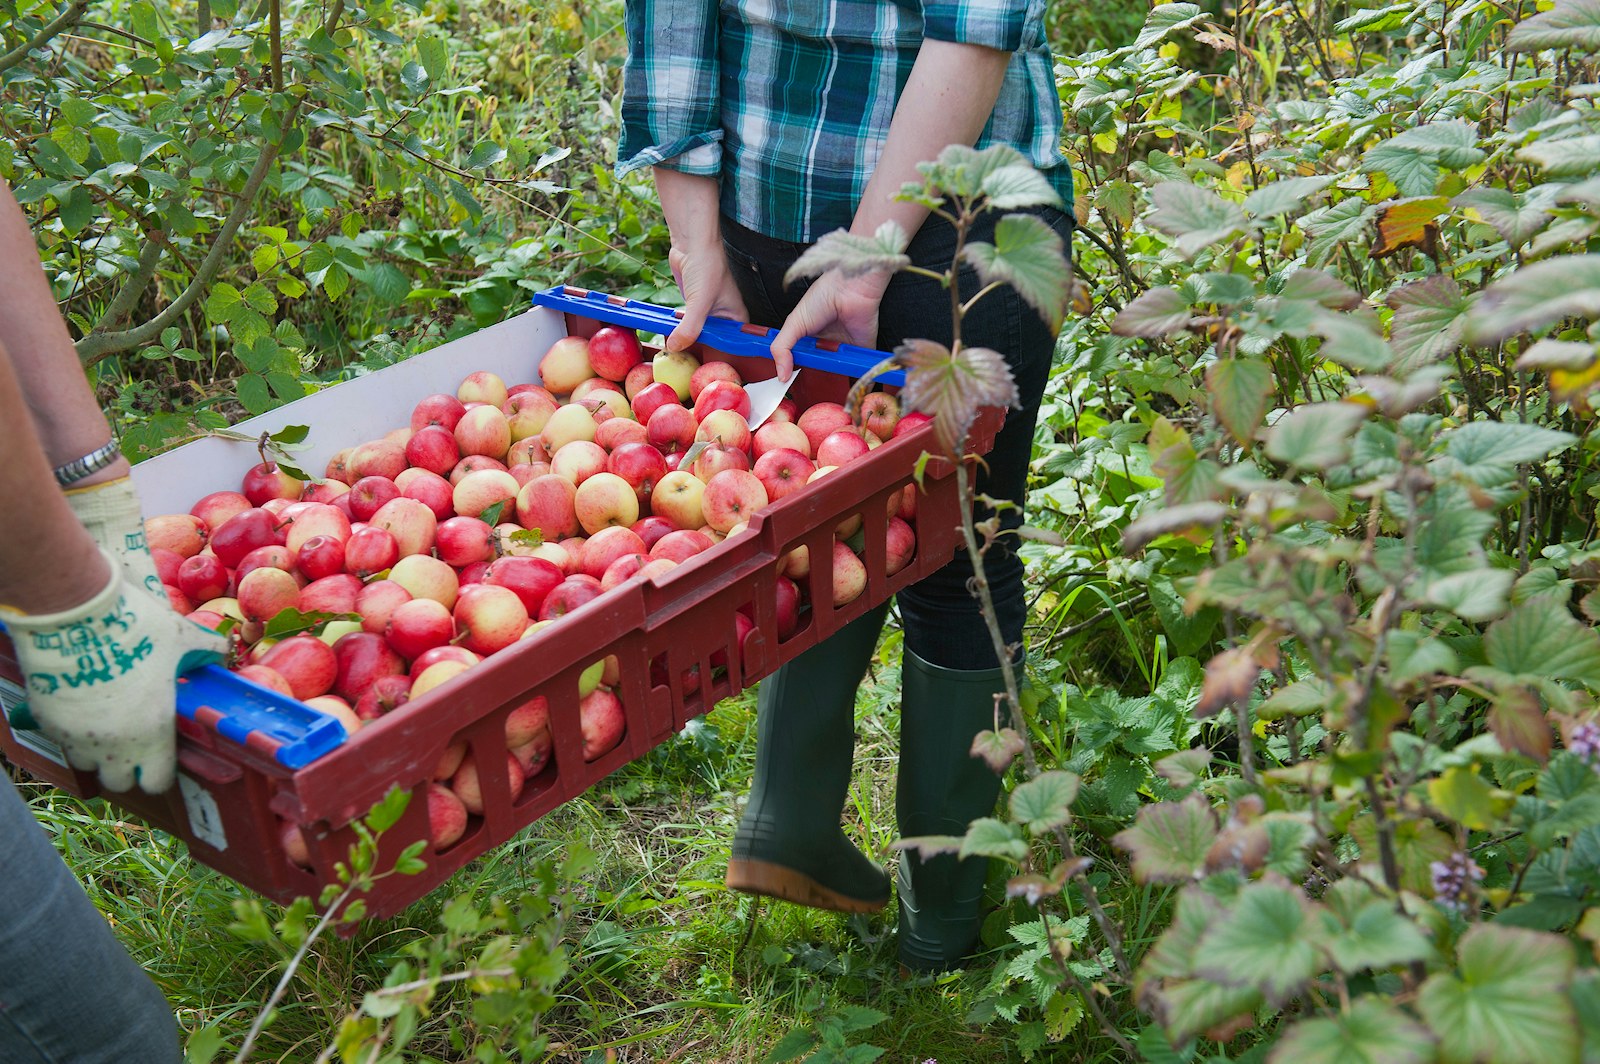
[[1195, 646, 1261, 720]]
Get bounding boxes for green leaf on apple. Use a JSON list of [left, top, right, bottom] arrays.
[[509, 528, 544, 547], [479, 500, 507, 527], [262, 608, 359, 640]]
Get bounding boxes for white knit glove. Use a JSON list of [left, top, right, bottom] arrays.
[[63, 475, 162, 597], [0, 549, 226, 793]]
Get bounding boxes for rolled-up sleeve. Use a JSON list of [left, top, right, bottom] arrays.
[[618, 0, 724, 177], [920, 0, 1030, 52]]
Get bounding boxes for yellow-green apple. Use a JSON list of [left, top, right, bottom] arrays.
[[295, 534, 347, 581], [196, 596, 244, 622], [411, 392, 467, 433], [515, 473, 580, 540], [369, 497, 438, 557], [505, 694, 549, 748], [538, 575, 603, 621], [191, 490, 252, 532], [623, 362, 655, 400], [797, 403, 852, 454], [588, 325, 644, 381], [753, 420, 811, 459], [539, 336, 594, 395], [389, 554, 459, 609], [647, 403, 698, 453], [639, 558, 678, 583], [648, 528, 714, 563], [580, 687, 626, 761], [386, 597, 456, 660], [817, 429, 871, 467], [781, 543, 810, 580], [343, 526, 399, 579], [409, 645, 480, 680], [702, 469, 769, 534], [651, 348, 699, 400], [259, 635, 338, 700], [452, 468, 519, 519], [239, 567, 300, 622], [696, 409, 752, 454], [349, 438, 407, 481], [436, 516, 497, 568], [384, 426, 413, 448], [574, 472, 641, 534], [551, 440, 609, 486], [885, 516, 916, 575], [331, 631, 406, 703], [318, 620, 365, 646], [578, 657, 605, 696], [831, 541, 867, 606], [457, 370, 509, 408], [412, 658, 472, 698], [581, 526, 648, 580], [529, 541, 576, 576], [299, 573, 362, 614], [630, 380, 678, 423], [405, 425, 460, 476], [356, 580, 411, 634], [399, 469, 455, 521], [579, 389, 632, 422], [484, 556, 564, 616], [690, 360, 742, 399], [652, 470, 706, 530], [453, 584, 529, 655], [541, 403, 599, 452], [454, 404, 511, 460], [753, 447, 817, 503], [692, 379, 751, 422]]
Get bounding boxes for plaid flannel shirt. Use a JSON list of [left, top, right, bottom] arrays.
[[618, 0, 1073, 245]]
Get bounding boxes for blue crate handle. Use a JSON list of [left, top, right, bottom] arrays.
[[532, 286, 907, 386], [177, 665, 348, 769]]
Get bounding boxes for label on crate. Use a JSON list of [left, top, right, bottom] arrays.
[[179, 774, 228, 852], [0, 677, 69, 768]]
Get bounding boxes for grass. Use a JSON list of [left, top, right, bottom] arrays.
[[10, 625, 1081, 1063]]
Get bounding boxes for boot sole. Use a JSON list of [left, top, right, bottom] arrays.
[[725, 858, 889, 914]]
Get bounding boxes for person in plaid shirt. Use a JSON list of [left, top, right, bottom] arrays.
[[620, 0, 1073, 973]]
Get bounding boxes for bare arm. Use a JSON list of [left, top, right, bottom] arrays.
[[653, 167, 750, 352], [769, 38, 1013, 377], [0, 179, 129, 485]]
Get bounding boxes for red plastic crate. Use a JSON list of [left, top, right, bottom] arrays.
[[0, 286, 1000, 918]]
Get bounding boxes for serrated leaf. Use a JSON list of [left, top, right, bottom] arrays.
[[971, 727, 1025, 772], [978, 162, 1062, 211], [1454, 187, 1552, 250], [1466, 255, 1600, 343], [962, 214, 1069, 331], [270, 425, 312, 446], [1281, 269, 1362, 309], [1517, 135, 1600, 179], [1148, 181, 1248, 258], [1265, 401, 1369, 470], [1243, 175, 1335, 219], [897, 339, 1018, 455], [959, 817, 1027, 862], [1388, 275, 1473, 370], [1010, 771, 1080, 832], [236, 373, 273, 416], [1417, 925, 1578, 1064], [400, 60, 429, 93], [764, 1028, 818, 1063], [1443, 421, 1576, 483], [263, 609, 359, 640], [1517, 339, 1598, 372], [206, 282, 242, 324], [1362, 142, 1443, 198], [1373, 196, 1447, 258], [1422, 569, 1514, 623], [1121, 501, 1228, 555], [1314, 312, 1393, 371], [1111, 287, 1192, 338], [1484, 602, 1600, 687], [1194, 879, 1329, 1005], [1153, 748, 1212, 792], [1135, 3, 1204, 48], [1112, 794, 1218, 883], [1509, 0, 1600, 52], [1268, 998, 1435, 1064], [361, 263, 410, 306], [1489, 689, 1554, 762], [784, 222, 910, 285]]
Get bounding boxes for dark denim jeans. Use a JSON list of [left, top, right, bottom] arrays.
[[721, 206, 1071, 670], [0, 775, 181, 1062]]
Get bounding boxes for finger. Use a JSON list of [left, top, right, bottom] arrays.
[[769, 319, 799, 382], [96, 755, 139, 794], [668, 302, 709, 353], [131, 749, 175, 794]]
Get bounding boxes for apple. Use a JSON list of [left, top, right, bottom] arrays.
[[331, 632, 406, 704], [457, 370, 509, 408], [631, 515, 675, 551], [259, 636, 338, 700], [323, 448, 356, 485], [343, 526, 400, 579], [528, 542, 575, 576], [349, 439, 407, 481], [539, 336, 594, 395], [807, 466, 861, 536], [588, 325, 644, 381], [581, 526, 649, 580], [412, 392, 468, 433], [451, 455, 508, 485], [162, 584, 195, 615], [695, 409, 753, 455], [647, 404, 699, 453], [177, 555, 230, 604], [580, 390, 632, 424], [797, 402, 853, 454], [504, 390, 558, 442], [455, 405, 512, 460], [774, 575, 801, 639], [356, 580, 412, 635], [210, 509, 281, 567], [236, 543, 295, 585], [453, 584, 530, 655], [242, 461, 304, 506], [510, 728, 553, 777], [770, 397, 800, 424], [343, 477, 397, 522], [508, 463, 549, 489], [623, 362, 655, 400], [607, 442, 668, 504], [831, 541, 867, 606], [427, 783, 470, 850], [580, 687, 626, 761], [571, 376, 625, 403], [280, 821, 313, 868], [191, 490, 252, 532], [405, 425, 461, 476], [386, 598, 456, 660], [630, 381, 679, 424], [691, 440, 752, 483], [452, 468, 520, 520], [238, 567, 300, 621], [600, 553, 651, 591], [301, 481, 350, 505], [638, 558, 678, 583], [299, 574, 362, 614], [574, 472, 641, 535], [894, 410, 933, 439], [899, 483, 919, 522], [412, 659, 473, 698], [436, 516, 497, 568], [515, 474, 580, 541], [260, 498, 294, 519], [369, 497, 438, 558], [701, 469, 769, 534], [538, 576, 603, 621], [692, 380, 752, 422], [400, 469, 456, 521], [484, 556, 564, 616], [507, 382, 558, 404], [151, 548, 185, 588], [283, 503, 352, 554], [782, 543, 810, 580], [649, 529, 714, 564], [551, 440, 610, 486], [541, 403, 599, 452], [753, 447, 817, 503], [651, 349, 699, 400], [354, 673, 413, 721], [690, 360, 742, 399], [817, 428, 871, 467], [596, 416, 649, 452], [144, 513, 208, 558], [885, 516, 916, 574], [318, 621, 365, 646], [409, 645, 481, 680], [196, 597, 244, 622], [753, 420, 811, 459], [652, 470, 706, 530], [859, 391, 901, 439], [432, 741, 468, 781], [236, 664, 295, 699], [450, 750, 526, 815], [295, 535, 347, 582], [458, 559, 492, 586], [389, 554, 460, 609], [508, 436, 550, 466]]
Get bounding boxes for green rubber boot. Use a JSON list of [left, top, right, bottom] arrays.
[[897, 647, 1008, 971], [725, 604, 893, 913]]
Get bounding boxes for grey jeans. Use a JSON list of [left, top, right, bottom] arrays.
[[0, 774, 181, 1062]]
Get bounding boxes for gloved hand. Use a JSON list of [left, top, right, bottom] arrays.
[[63, 475, 163, 598], [0, 548, 226, 793]]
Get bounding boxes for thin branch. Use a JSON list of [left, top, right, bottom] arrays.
[[0, 0, 89, 75], [232, 881, 359, 1064], [94, 234, 166, 331]]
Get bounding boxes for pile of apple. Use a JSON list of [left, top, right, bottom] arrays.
[[141, 325, 923, 860]]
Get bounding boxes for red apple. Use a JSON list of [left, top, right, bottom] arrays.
[[508, 436, 550, 466], [769, 397, 800, 425], [690, 360, 742, 399], [389, 554, 459, 609], [505, 390, 559, 442], [236, 544, 295, 583], [894, 410, 934, 438], [295, 534, 347, 582], [859, 392, 901, 439], [405, 425, 460, 476], [630, 381, 679, 424], [753, 420, 812, 459], [324, 448, 356, 485], [580, 687, 626, 761], [343, 526, 400, 579], [450, 750, 526, 815], [369, 497, 438, 558], [386, 598, 456, 660], [647, 404, 698, 453], [623, 362, 655, 401], [774, 575, 801, 639], [455, 405, 512, 460], [450, 454, 508, 484], [354, 673, 413, 721], [356, 580, 412, 635], [607, 442, 668, 504], [691, 440, 752, 482], [238, 567, 300, 622], [411, 392, 468, 433], [242, 461, 304, 506], [299, 573, 362, 614], [550, 440, 610, 486], [484, 556, 564, 616], [236, 664, 295, 699], [831, 541, 866, 606], [191, 490, 252, 532], [538, 576, 604, 621], [693, 380, 752, 422], [595, 416, 649, 452], [885, 516, 916, 575], [817, 429, 871, 467], [259, 635, 339, 700], [301, 481, 350, 505], [515, 474, 580, 541], [648, 528, 715, 563], [436, 516, 497, 568], [588, 326, 644, 381], [211, 508, 282, 568], [331, 632, 406, 704], [753, 447, 818, 503], [145, 513, 208, 558], [631, 515, 676, 551], [701, 469, 769, 534], [400, 469, 455, 521], [453, 584, 530, 655], [427, 783, 470, 850], [797, 402, 852, 454], [283, 502, 352, 555], [346, 476, 400, 523], [600, 553, 651, 591], [581, 526, 649, 581], [151, 547, 185, 588], [177, 554, 230, 604]]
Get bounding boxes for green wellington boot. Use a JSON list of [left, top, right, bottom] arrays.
[[725, 603, 893, 913], [897, 647, 1009, 971]]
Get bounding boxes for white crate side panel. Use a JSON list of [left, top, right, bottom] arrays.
[[131, 307, 568, 516]]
